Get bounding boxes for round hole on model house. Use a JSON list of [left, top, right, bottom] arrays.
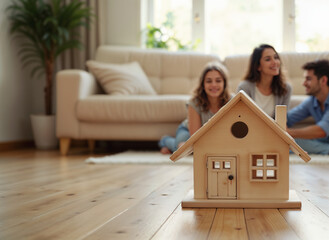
[[231, 121, 248, 138]]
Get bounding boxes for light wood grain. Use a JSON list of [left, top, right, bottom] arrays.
[[153, 208, 216, 240], [0, 149, 328, 240], [84, 167, 193, 239], [208, 209, 248, 239], [280, 192, 329, 240], [244, 209, 300, 240], [289, 164, 329, 216]]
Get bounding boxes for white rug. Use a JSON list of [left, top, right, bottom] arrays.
[[86, 151, 329, 165], [86, 151, 193, 165]]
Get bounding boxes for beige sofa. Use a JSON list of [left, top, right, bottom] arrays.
[[56, 46, 220, 154], [56, 46, 329, 155]]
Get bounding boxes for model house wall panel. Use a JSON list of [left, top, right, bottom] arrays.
[[192, 101, 289, 200]]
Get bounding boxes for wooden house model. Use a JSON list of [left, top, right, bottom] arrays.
[[170, 91, 310, 208]]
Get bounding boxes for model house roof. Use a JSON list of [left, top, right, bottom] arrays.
[[170, 91, 310, 163]]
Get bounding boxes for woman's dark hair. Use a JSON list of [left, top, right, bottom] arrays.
[[193, 62, 231, 112], [244, 44, 287, 96]]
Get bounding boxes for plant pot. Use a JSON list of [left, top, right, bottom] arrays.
[[30, 114, 58, 150]]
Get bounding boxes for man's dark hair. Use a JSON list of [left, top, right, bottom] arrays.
[[302, 59, 329, 86]]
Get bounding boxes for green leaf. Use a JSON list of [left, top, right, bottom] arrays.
[[7, 0, 94, 114]]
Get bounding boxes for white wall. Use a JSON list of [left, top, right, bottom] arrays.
[[0, 0, 36, 142], [106, 0, 144, 47]]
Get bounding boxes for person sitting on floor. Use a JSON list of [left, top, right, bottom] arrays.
[[159, 61, 231, 154], [237, 44, 292, 118], [287, 59, 329, 155]]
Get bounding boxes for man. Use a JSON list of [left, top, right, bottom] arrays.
[[287, 59, 329, 154]]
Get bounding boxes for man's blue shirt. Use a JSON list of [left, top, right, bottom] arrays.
[[287, 94, 329, 140]]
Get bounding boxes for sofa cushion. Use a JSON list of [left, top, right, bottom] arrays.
[[86, 60, 156, 95], [76, 95, 190, 123], [223, 54, 250, 93]]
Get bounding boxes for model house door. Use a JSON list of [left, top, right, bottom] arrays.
[[207, 156, 237, 199]]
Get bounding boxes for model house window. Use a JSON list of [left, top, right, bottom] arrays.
[[211, 160, 232, 170], [224, 161, 231, 169], [250, 153, 278, 182], [213, 161, 220, 169]]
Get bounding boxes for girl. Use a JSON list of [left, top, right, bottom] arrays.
[[159, 62, 231, 154], [237, 44, 291, 118]]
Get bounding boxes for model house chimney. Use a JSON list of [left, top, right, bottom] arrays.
[[275, 105, 287, 130]]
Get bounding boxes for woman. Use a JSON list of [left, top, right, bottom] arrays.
[[237, 44, 291, 118], [159, 61, 231, 154]]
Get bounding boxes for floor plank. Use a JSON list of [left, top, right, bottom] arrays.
[[1, 164, 190, 239], [152, 208, 216, 240], [1, 165, 146, 231], [290, 164, 329, 216], [84, 167, 193, 240], [0, 149, 329, 240], [280, 191, 329, 240], [208, 209, 249, 240], [244, 209, 300, 240]]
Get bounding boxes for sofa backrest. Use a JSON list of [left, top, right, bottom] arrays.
[[95, 46, 329, 96], [224, 51, 329, 95], [95, 46, 221, 94]]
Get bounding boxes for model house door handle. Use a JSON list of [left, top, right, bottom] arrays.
[[228, 175, 234, 180]]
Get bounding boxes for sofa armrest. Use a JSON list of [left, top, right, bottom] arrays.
[[56, 70, 98, 139]]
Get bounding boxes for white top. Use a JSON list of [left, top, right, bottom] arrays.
[[254, 87, 275, 118]]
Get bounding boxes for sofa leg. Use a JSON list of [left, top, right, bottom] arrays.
[[88, 140, 95, 153], [60, 138, 71, 155]]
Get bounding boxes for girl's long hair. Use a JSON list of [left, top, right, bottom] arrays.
[[193, 62, 231, 112], [244, 44, 287, 96]]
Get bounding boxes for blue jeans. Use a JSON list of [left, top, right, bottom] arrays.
[[295, 138, 329, 155], [158, 123, 190, 152]]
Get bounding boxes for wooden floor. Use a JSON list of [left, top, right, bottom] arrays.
[[1, 149, 329, 240]]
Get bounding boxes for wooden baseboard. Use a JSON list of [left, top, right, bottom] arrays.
[[0, 140, 34, 152], [0, 139, 159, 153]]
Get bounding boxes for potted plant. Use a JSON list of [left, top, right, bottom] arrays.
[[7, 0, 93, 149]]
